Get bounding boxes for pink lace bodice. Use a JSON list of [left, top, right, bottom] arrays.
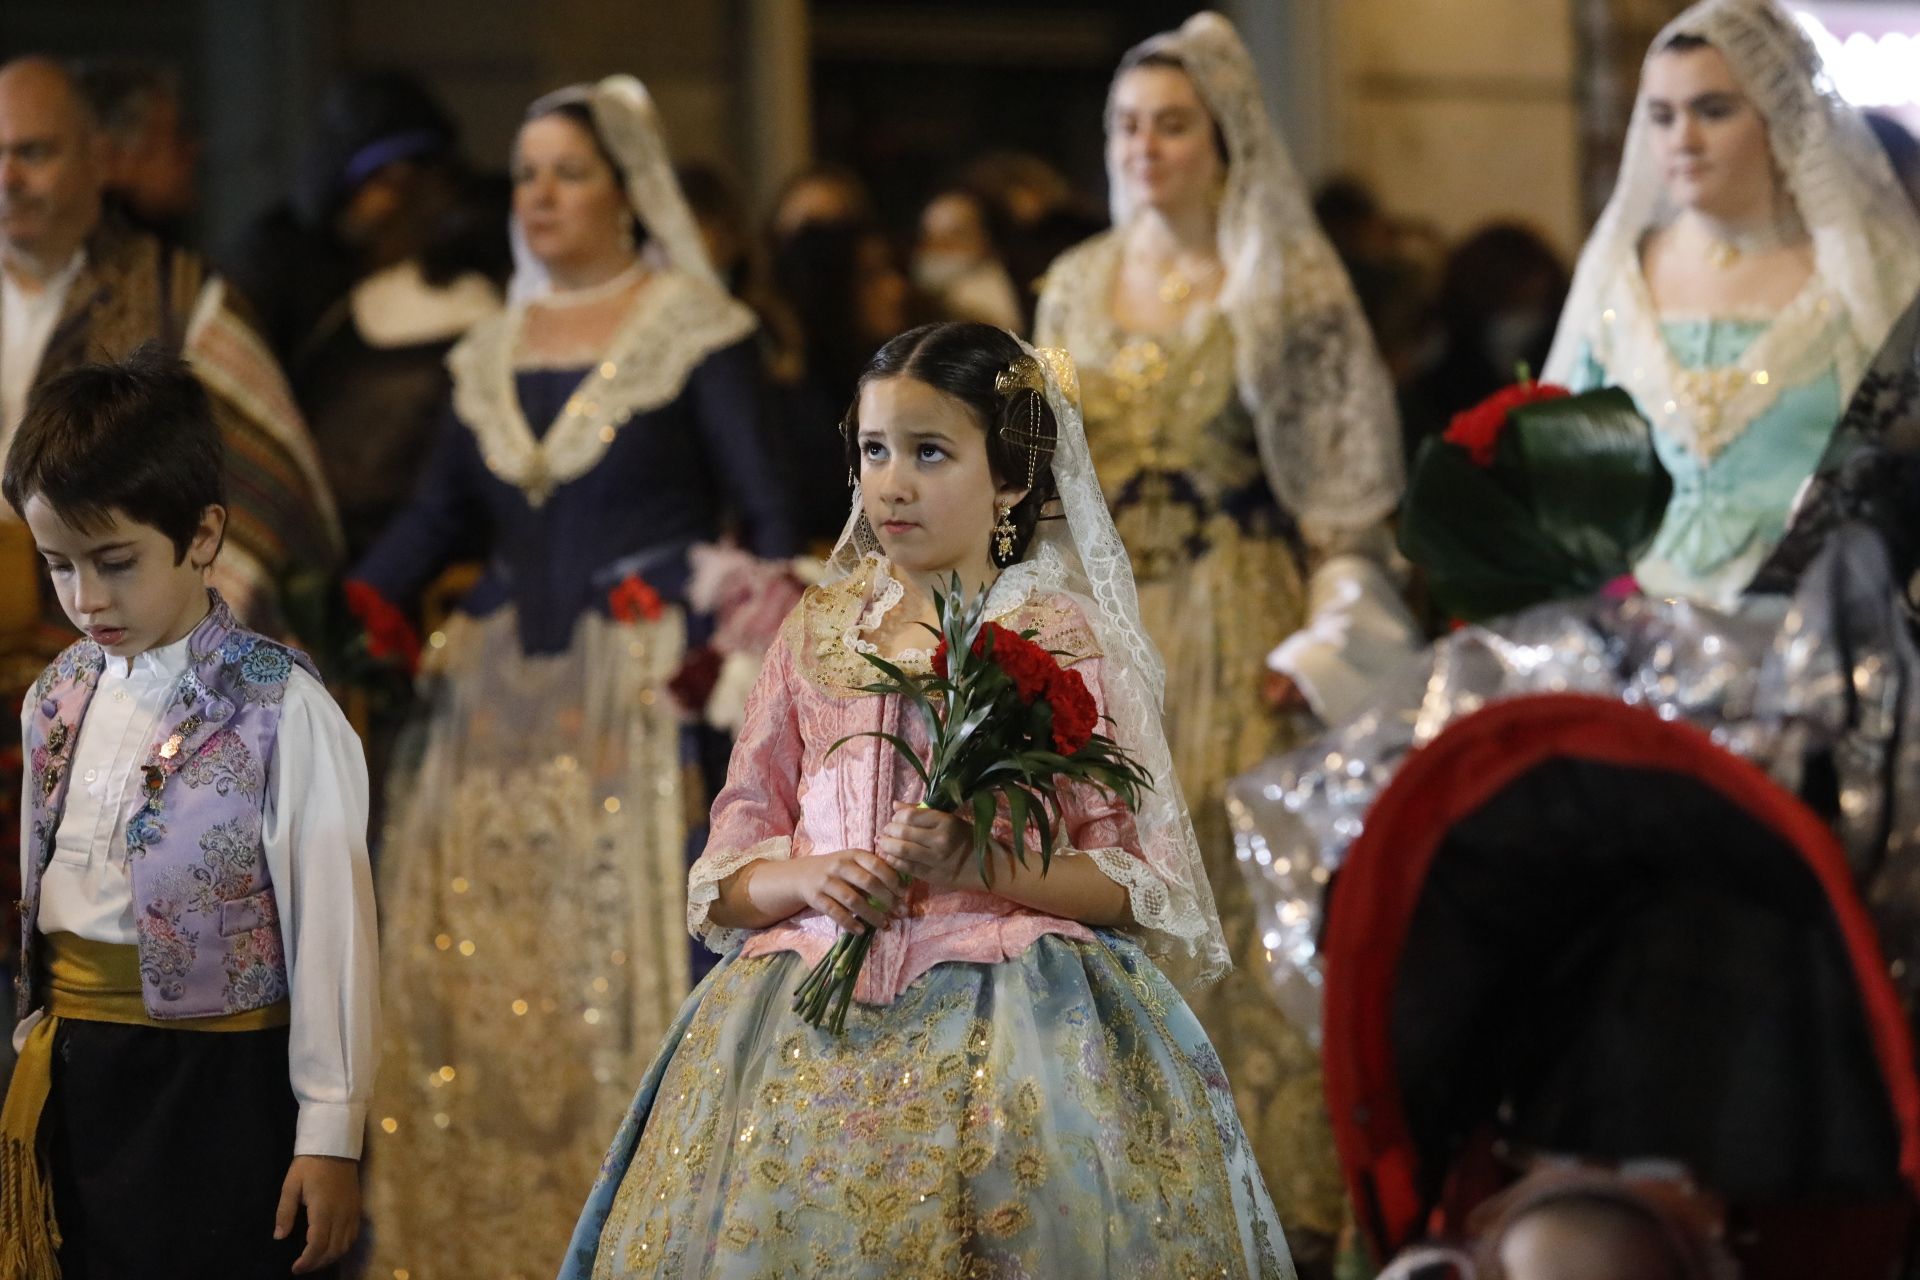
[[687, 560, 1144, 1004]]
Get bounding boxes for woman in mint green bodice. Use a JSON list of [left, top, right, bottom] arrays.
[[1542, 0, 1920, 610]]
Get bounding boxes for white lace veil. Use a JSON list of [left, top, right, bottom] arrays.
[[1112, 12, 1403, 537], [1543, 0, 1920, 402], [824, 338, 1232, 985], [508, 74, 720, 304]]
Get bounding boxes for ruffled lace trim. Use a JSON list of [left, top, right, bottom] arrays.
[[839, 551, 1068, 669], [1081, 845, 1212, 951], [449, 269, 756, 505], [687, 834, 792, 952]]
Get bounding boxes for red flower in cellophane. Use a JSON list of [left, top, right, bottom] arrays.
[[1443, 379, 1571, 466], [796, 577, 1153, 1033], [1403, 380, 1671, 623]]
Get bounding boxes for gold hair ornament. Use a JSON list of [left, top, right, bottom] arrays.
[[994, 349, 1077, 488]]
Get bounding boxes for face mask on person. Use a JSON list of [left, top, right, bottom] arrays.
[[911, 250, 980, 295], [1483, 307, 1553, 377]]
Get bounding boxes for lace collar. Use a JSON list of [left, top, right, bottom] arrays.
[[1593, 265, 1860, 462], [447, 269, 755, 505], [1049, 231, 1225, 354], [842, 551, 1068, 669]]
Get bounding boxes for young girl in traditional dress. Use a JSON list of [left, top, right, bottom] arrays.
[[559, 320, 1294, 1279]]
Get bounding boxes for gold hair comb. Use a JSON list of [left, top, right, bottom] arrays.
[[995, 351, 1071, 488], [995, 354, 1048, 400]]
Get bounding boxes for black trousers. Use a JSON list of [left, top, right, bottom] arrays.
[[45, 1019, 337, 1280]]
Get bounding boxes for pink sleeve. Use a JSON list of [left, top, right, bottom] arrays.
[[687, 618, 806, 948]]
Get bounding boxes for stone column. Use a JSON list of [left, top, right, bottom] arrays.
[[1334, 0, 1585, 252], [1574, 0, 1689, 223], [741, 0, 812, 218]]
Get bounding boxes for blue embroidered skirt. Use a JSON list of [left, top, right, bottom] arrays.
[[559, 931, 1294, 1279]]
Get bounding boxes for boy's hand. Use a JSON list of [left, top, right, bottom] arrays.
[[276, 1154, 360, 1274], [878, 803, 976, 888]]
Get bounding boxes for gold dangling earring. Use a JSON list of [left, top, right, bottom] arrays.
[[993, 503, 1016, 563]]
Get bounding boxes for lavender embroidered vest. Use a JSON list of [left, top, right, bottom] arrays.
[[16, 592, 318, 1021]]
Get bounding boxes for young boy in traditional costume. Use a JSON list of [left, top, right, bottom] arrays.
[[1, 348, 376, 1279]]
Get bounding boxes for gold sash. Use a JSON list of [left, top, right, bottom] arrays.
[[0, 932, 290, 1279]]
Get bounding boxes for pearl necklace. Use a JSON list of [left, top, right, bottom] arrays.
[[535, 258, 648, 309]]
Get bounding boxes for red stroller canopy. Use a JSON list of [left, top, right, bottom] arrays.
[[1322, 694, 1920, 1275]]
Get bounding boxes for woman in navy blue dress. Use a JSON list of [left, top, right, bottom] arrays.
[[347, 76, 796, 1280]]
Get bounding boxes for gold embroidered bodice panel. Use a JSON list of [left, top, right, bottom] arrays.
[[1076, 314, 1280, 583]]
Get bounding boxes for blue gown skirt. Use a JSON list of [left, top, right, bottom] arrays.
[[559, 931, 1295, 1279]]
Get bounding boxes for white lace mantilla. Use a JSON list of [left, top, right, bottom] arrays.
[[1051, 12, 1405, 538], [448, 269, 756, 505], [1545, 0, 1920, 424]]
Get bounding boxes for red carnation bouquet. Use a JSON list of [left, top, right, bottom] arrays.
[[791, 576, 1151, 1032], [1442, 378, 1571, 466]]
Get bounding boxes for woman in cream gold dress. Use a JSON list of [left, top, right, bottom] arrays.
[[1036, 12, 1418, 1270]]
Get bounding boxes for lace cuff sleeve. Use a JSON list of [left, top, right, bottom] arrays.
[[687, 834, 794, 952], [1041, 653, 1207, 946], [684, 612, 805, 951]]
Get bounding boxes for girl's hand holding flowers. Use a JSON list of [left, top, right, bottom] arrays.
[[878, 803, 975, 888], [790, 849, 904, 933]]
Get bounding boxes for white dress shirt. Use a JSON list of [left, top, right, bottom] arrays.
[[17, 629, 379, 1159], [0, 250, 86, 461]]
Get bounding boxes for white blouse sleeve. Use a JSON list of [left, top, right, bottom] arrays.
[[263, 667, 380, 1159]]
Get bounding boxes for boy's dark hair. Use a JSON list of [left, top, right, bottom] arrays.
[[844, 321, 1059, 566], [2, 345, 225, 563]]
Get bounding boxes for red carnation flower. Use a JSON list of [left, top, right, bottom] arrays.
[[610, 573, 666, 624], [666, 643, 724, 716], [1046, 666, 1099, 755], [934, 623, 1062, 704], [345, 580, 421, 673], [987, 628, 1060, 703], [1444, 380, 1571, 467], [797, 578, 1153, 1034]]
